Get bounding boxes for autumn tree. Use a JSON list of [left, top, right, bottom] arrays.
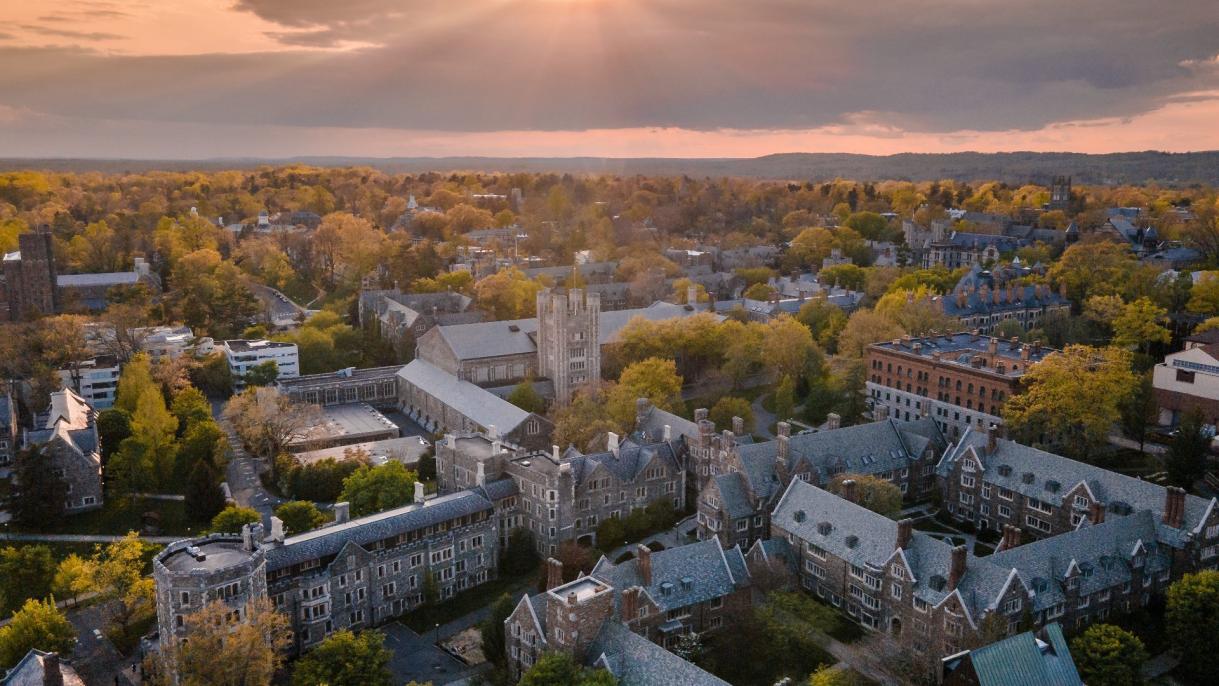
[[52, 554, 94, 607], [211, 506, 261, 532], [223, 387, 320, 462], [518, 652, 617, 686], [1166, 570, 1219, 683], [152, 598, 291, 686], [291, 629, 392, 686], [0, 545, 56, 614], [552, 388, 621, 450], [507, 379, 546, 414], [838, 309, 904, 358], [761, 315, 819, 382], [874, 286, 954, 336], [1069, 624, 1146, 686], [338, 461, 418, 517], [275, 500, 326, 535], [709, 397, 754, 434], [1048, 242, 1137, 305], [1003, 346, 1137, 461], [0, 598, 76, 669], [475, 267, 545, 319], [1112, 297, 1171, 353], [606, 358, 684, 428], [92, 533, 157, 644], [1188, 271, 1219, 315], [827, 474, 903, 518]]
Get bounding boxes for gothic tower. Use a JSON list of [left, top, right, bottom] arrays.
[[536, 288, 600, 406], [1049, 176, 1071, 211]]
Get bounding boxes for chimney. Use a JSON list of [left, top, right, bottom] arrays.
[[1020, 345, 1031, 361], [1033, 339, 1042, 355], [987, 424, 1000, 454], [663, 424, 672, 442], [1164, 487, 1186, 529], [841, 479, 858, 504], [414, 481, 426, 503], [487, 424, 498, 440], [722, 429, 735, 450], [694, 407, 709, 423], [42, 653, 63, 686], [270, 516, 284, 543], [987, 337, 998, 355], [636, 397, 652, 428], [687, 284, 698, 306], [956, 291, 966, 308], [971, 329, 980, 341], [1089, 501, 1106, 525], [242, 522, 258, 551], [777, 434, 790, 462], [334, 502, 350, 524], [607, 432, 620, 456], [948, 545, 967, 591], [638, 545, 653, 586], [553, 444, 561, 461], [567, 591, 578, 606], [826, 413, 841, 431], [732, 415, 744, 435], [476, 460, 487, 487], [621, 587, 639, 622], [999, 524, 1021, 551], [545, 557, 563, 590], [1009, 336, 1019, 351], [896, 518, 913, 550], [777, 421, 791, 438]]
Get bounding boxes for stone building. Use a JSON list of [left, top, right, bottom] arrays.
[[536, 288, 601, 406], [155, 481, 513, 654], [936, 426, 1218, 542], [0, 393, 18, 468], [504, 541, 747, 684], [436, 429, 686, 554], [866, 332, 1057, 437], [1, 230, 57, 321], [940, 280, 1070, 335], [358, 289, 480, 352], [696, 417, 947, 549], [22, 388, 103, 513], [277, 365, 402, 408]]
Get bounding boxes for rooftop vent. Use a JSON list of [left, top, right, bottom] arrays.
[[680, 576, 694, 590], [185, 545, 207, 562], [817, 521, 831, 535], [660, 582, 674, 596], [1022, 473, 1035, 484], [845, 535, 859, 549], [508, 324, 520, 332]]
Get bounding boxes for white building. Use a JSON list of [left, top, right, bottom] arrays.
[[136, 325, 198, 361], [223, 339, 299, 390], [58, 356, 121, 409], [1152, 342, 1219, 429]]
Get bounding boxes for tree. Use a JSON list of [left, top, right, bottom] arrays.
[[1003, 346, 1137, 461], [1048, 242, 1136, 305], [500, 529, 541, 576], [808, 665, 859, 686], [761, 315, 817, 382], [709, 397, 754, 435], [243, 360, 280, 387], [96, 407, 132, 463], [480, 594, 516, 670], [507, 379, 546, 414], [606, 358, 684, 428], [338, 461, 418, 517], [1166, 410, 1210, 489], [1119, 372, 1157, 451], [153, 598, 291, 686], [838, 309, 904, 358], [672, 631, 704, 664], [475, 267, 545, 319], [518, 652, 617, 686], [773, 375, 796, 424], [827, 474, 903, 518], [9, 445, 66, 526], [595, 517, 627, 553], [1069, 623, 1146, 686], [797, 297, 849, 353], [818, 263, 867, 291], [185, 460, 226, 523], [1112, 297, 1171, 353], [0, 545, 56, 614], [874, 286, 954, 336], [1188, 271, 1219, 315], [127, 384, 180, 488], [1166, 570, 1219, 683], [52, 554, 95, 607], [223, 387, 320, 462], [0, 598, 76, 669], [211, 506, 261, 532], [743, 282, 776, 300], [91, 533, 157, 643], [171, 386, 213, 430], [115, 353, 157, 414], [275, 501, 325, 535], [292, 629, 392, 686]]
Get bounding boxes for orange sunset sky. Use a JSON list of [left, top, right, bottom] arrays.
[[2, 0, 1218, 158]]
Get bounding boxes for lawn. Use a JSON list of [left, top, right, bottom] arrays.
[[1096, 448, 1163, 479], [911, 516, 958, 535], [8, 496, 198, 537], [398, 569, 536, 634]]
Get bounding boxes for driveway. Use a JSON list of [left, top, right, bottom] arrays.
[[382, 622, 482, 686], [213, 400, 284, 522], [249, 283, 305, 328], [67, 602, 140, 686]]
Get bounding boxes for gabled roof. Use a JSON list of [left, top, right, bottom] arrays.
[[952, 623, 1083, 686], [398, 359, 537, 434], [772, 479, 899, 569], [590, 539, 747, 613], [588, 621, 731, 686], [568, 438, 683, 489]]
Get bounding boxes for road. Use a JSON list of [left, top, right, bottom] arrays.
[[66, 601, 141, 686], [213, 400, 284, 523], [752, 392, 776, 438], [250, 283, 306, 328]]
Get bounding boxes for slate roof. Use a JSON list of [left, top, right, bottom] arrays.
[[772, 479, 899, 569], [938, 428, 1215, 539], [950, 623, 1083, 686], [588, 621, 731, 686], [635, 404, 699, 443], [590, 539, 748, 613], [711, 473, 755, 519], [398, 359, 535, 434], [567, 438, 683, 488], [940, 284, 1069, 318], [26, 389, 99, 458], [56, 271, 139, 287], [265, 484, 504, 571], [1, 649, 86, 686], [942, 232, 1026, 253]]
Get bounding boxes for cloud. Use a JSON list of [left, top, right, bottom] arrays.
[[18, 25, 125, 41]]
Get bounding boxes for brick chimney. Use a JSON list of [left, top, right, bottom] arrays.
[[826, 413, 841, 430], [1164, 487, 1186, 529], [42, 653, 64, 686], [637, 545, 653, 586], [546, 557, 564, 590], [987, 337, 998, 355], [694, 407, 709, 423], [987, 424, 1000, 454], [999, 524, 1021, 552], [841, 479, 858, 504], [948, 545, 967, 591], [1089, 501, 1106, 525], [621, 586, 640, 622], [896, 518, 913, 550], [1020, 344, 1031, 361]]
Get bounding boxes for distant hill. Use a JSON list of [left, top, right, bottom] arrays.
[[4, 151, 1219, 185]]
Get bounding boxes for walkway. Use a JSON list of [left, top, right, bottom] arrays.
[[821, 637, 891, 685], [752, 393, 777, 439], [212, 400, 284, 523], [1107, 434, 1168, 455]]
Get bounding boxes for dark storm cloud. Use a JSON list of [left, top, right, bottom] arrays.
[[2, 0, 1219, 135]]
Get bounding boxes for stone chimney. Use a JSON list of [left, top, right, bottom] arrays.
[[777, 434, 790, 463], [545, 557, 563, 590], [826, 413, 841, 430], [1020, 344, 1031, 361], [607, 431, 620, 456], [1164, 487, 1186, 529], [999, 524, 1021, 551], [487, 424, 498, 440], [732, 416, 744, 435], [1033, 339, 1042, 355], [662, 424, 672, 442], [948, 545, 967, 591], [414, 481, 426, 504], [896, 518, 913, 550], [987, 424, 1000, 454], [476, 460, 487, 487], [721, 429, 735, 450], [242, 522, 263, 552], [987, 337, 998, 355], [270, 516, 284, 543], [1089, 501, 1106, 525], [42, 653, 64, 686], [841, 479, 858, 504], [334, 502, 350, 524], [638, 545, 653, 586], [694, 407, 709, 423], [621, 586, 640, 622], [553, 444, 561, 461]]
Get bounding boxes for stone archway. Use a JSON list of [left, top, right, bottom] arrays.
[[890, 617, 903, 637]]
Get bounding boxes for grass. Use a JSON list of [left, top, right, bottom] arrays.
[[1096, 448, 1163, 479], [8, 496, 199, 537], [910, 517, 958, 535], [398, 569, 536, 634]]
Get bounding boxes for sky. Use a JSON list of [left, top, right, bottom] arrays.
[[2, 0, 1219, 159]]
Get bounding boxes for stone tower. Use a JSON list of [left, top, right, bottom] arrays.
[[1, 228, 58, 321], [536, 287, 600, 406], [1049, 176, 1071, 211]]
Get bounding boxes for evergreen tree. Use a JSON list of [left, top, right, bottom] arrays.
[[184, 461, 225, 524], [10, 446, 66, 526], [95, 407, 132, 463], [1167, 410, 1209, 489]]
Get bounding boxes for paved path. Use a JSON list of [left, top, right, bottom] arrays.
[[435, 579, 536, 642], [66, 601, 141, 686], [752, 393, 777, 439], [0, 532, 179, 544], [819, 637, 891, 685], [1107, 434, 1168, 455], [213, 401, 284, 523]]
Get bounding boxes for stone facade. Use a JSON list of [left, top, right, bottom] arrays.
[[22, 389, 103, 513], [1, 230, 57, 321], [536, 288, 601, 406], [277, 365, 401, 408], [436, 431, 686, 555]]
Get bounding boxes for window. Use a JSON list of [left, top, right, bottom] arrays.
[[1177, 369, 1196, 383], [1074, 495, 1089, 510], [998, 505, 1011, 518], [961, 475, 975, 488], [891, 585, 903, 600], [1003, 597, 1021, 613]]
